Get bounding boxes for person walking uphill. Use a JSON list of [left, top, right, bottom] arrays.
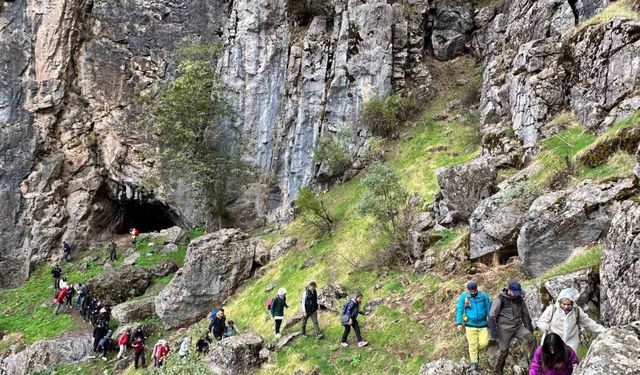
[[270, 288, 289, 338], [537, 288, 604, 353], [489, 281, 536, 375], [62, 241, 72, 262], [51, 264, 62, 293], [529, 333, 579, 375], [340, 292, 369, 348], [53, 286, 68, 315], [455, 280, 491, 372], [209, 308, 226, 341], [131, 336, 146, 369], [301, 282, 324, 339]]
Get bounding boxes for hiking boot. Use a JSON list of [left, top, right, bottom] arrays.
[[275, 333, 281, 339], [340, 342, 349, 347], [357, 341, 368, 348], [316, 333, 324, 339]]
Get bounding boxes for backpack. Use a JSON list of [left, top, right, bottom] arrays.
[[340, 300, 351, 325], [266, 297, 274, 311], [209, 308, 220, 320]]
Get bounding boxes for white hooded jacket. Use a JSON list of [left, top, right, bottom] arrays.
[[537, 288, 605, 352]]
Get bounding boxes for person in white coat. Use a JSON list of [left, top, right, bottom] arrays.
[[536, 288, 605, 353], [178, 337, 190, 358]]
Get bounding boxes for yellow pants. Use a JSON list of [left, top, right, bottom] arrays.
[[465, 327, 489, 363]]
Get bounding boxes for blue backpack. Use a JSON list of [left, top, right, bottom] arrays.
[[209, 308, 220, 320]]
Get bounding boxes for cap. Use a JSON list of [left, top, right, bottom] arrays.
[[100, 308, 107, 313], [466, 280, 478, 291], [508, 281, 523, 297]]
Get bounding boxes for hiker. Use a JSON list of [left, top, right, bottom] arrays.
[[340, 292, 369, 348], [51, 264, 62, 292], [301, 281, 324, 339], [76, 283, 88, 310], [97, 330, 113, 360], [59, 276, 69, 290], [270, 288, 289, 338], [65, 283, 76, 308], [108, 239, 117, 261], [80, 292, 91, 322], [93, 322, 108, 352], [224, 320, 238, 338], [489, 281, 536, 375], [178, 336, 190, 358], [132, 336, 146, 369], [130, 227, 140, 245], [116, 328, 131, 359], [196, 332, 212, 355], [529, 333, 579, 375], [455, 280, 492, 372], [536, 288, 604, 353], [53, 286, 68, 315], [62, 241, 72, 262], [132, 327, 145, 342], [153, 339, 170, 367], [209, 308, 226, 341]]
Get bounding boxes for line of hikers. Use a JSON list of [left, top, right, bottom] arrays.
[[455, 280, 605, 374]]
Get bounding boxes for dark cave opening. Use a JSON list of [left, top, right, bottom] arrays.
[[113, 199, 178, 234]]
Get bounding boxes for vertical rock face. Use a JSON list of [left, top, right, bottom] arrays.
[[573, 322, 640, 375], [601, 201, 640, 327], [155, 229, 254, 329]]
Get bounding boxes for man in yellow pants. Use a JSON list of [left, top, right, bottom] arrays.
[[455, 280, 492, 372]]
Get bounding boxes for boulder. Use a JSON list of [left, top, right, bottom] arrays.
[[429, 1, 475, 61], [543, 268, 597, 307], [434, 157, 497, 224], [274, 332, 301, 350], [159, 226, 186, 244], [111, 296, 156, 325], [576, 126, 640, 167], [0, 332, 92, 375], [518, 178, 636, 277], [205, 333, 266, 375], [418, 358, 468, 374], [317, 283, 348, 312], [522, 283, 544, 328], [155, 229, 254, 329], [160, 243, 179, 254], [123, 251, 140, 266], [147, 259, 179, 277], [601, 201, 640, 326], [86, 265, 151, 305], [470, 182, 538, 259], [574, 322, 640, 375], [252, 239, 269, 266], [269, 236, 298, 260]]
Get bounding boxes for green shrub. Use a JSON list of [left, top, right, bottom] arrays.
[[361, 94, 423, 137], [313, 135, 351, 175], [295, 187, 334, 236]]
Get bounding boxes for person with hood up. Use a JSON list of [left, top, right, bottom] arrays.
[[536, 288, 604, 353], [116, 328, 131, 359], [270, 288, 289, 338], [153, 339, 170, 367], [178, 336, 190, 358], [340, 292, 369, 348], [455, 280, 492, 372], [529, 333, 579, 375], [489, 281, 536, 375]]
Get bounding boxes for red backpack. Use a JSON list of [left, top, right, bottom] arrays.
[[266, 297, 274, 311]]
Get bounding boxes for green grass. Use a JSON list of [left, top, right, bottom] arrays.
[[577, 0, 640, 31], [526, 244, 603, 285], [580, 151, 637, 181]]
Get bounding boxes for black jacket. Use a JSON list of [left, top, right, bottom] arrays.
[[51, 267, 62, 278], [343, 299, 365, 320], [211, 315, 226, 333], [303, 288, 319, 314]]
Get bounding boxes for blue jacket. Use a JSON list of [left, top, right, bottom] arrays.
[[455, 291, 491, 328]]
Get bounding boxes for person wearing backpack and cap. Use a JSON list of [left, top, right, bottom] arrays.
[[455, 280, 492, 372], [340, 291, 369, 348], [489, 281, 536, 375], [536, 288, 604, 354], [270, 288, 289, 338]]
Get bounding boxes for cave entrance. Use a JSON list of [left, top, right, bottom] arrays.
[[113, 199, 178, 234]]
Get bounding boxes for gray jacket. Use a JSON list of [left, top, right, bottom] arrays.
[[488, 291, 533, 337]]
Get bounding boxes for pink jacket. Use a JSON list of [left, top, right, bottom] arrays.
[[529, 346, 579, 375]]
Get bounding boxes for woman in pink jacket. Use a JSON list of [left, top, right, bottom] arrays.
[[529, 333, 579, 375]]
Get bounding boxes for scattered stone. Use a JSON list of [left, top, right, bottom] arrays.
[[87, 266, 151, 305], [574, 322, 640, 375], [264, 282, 276, 292], [432, 113, 448, 121], [317, 284, 348, 312], [601, 201, 640, 326], [114, 356, 132, 372], [275, 332, 301, 350], [434, 157, 497, 224], [159, 226, 186, 244], [102, 262, 113, 271], [414, 257, 436, 274], [205, 333, 266, 375], [363, 298, 384, 314], [147, 259, 179, 277], [518, 178, 637, 277], [299, 257, 316, 270], [283, 313, 305, 331], [111, 296, 156, 325], [155, 229, 254, 329], [123, 251, 140, 266], [0, 332, 92, 375], [418, 358, 468, 374], [269, 236, 298, 261], [160, 243, 179, 254]]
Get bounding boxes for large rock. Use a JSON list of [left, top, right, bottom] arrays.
[[0, 332, 92, 375], [269, 236, 298, 261], [155, 229, 254, 329], [317, 283, 348, 313], [518, 178, 636, 277], [576, 126, 640, 168], [86, 265, 152, 305], [429, 0, 475, 61], [523, 283, 545, 328], [205, 333, 267, 375], [574, 322, 640, 375], [145, 226, 187, 244], [601, 201, 640, 326], [470, 182, 538, 259], [418, 358, 468, 375], [147, 259, 179, 277], [434, 157, 497, 224], [543, 268, 597, 307], [111, 296, 156, 325]]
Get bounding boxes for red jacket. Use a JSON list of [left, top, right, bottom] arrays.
[[118, 332, 130, 346], [153, 344, 170, 359], [55, 288, 68, 304], [131, 339, 144, 353]]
